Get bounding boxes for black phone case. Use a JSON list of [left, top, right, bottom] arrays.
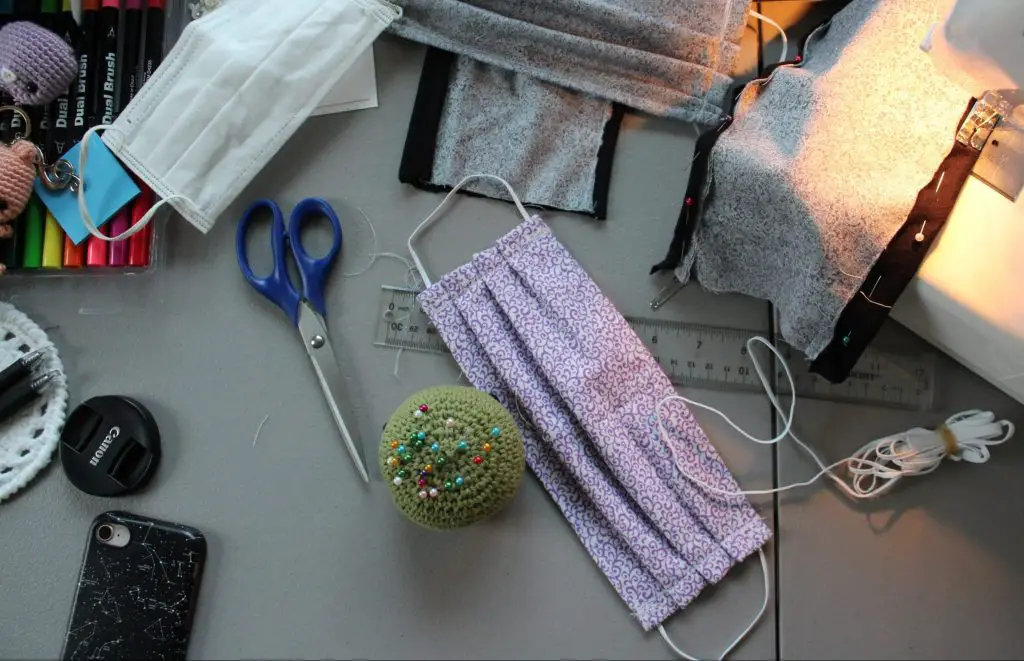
[[62, 511, 207, 661]]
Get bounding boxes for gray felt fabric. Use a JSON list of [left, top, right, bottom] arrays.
[[391, 0, 749, 213], [431, 57, 614, 214], [677, 0, 970, 359]]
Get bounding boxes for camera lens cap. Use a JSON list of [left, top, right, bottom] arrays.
[[60, 396, 161, 497]]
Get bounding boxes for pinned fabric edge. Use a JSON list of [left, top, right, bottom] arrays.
[[653, 0, 974, 382]]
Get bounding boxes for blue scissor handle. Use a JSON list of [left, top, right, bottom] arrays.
[[286, 197, 343, 318], [236, 199, 302, 326]]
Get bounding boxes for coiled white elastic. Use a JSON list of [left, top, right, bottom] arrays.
[[657, 336, 1015, 501]]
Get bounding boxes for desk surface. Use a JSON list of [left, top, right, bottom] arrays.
[[4, 5, 1024, 659]]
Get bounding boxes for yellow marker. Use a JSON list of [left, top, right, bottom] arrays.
[[42, 213, 65, 269]]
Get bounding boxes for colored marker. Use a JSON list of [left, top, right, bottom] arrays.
[[63, 0, 98, 268], [107, 0, 142, 267], [21, 100, 45, 267], [12, 0, 36, 23], [82, 0, 120, 267], [37, 0, 63, 269], [128, 0, 165, 268], [0, 0, 16, 269], [11, 0, 40, 268]]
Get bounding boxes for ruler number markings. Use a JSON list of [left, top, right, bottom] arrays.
[[373, 288, 935, 410]]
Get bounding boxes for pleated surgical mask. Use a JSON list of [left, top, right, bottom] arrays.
[[78, 0, 400, 241], [409, 176, 772, 659]]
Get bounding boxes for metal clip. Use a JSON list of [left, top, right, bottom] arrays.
[[33, 145, 80, 193], [957, 93, 1003, 151], [649, 280, 685, 311]]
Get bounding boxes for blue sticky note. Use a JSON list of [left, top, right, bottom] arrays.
[[35, 137, 140, 245]]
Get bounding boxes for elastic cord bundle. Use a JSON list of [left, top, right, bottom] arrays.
[[657, 336, 1015, 501]]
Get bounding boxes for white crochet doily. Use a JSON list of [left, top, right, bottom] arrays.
[[0, 303, 68, 503]]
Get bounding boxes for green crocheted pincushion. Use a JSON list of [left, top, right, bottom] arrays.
[[380, 386, 525, 530]]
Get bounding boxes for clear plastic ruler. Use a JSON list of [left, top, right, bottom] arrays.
[[374, 286, 936, 411]]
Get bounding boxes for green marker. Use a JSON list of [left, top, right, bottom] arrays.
[[8, 0, 42, 268], [20, 199, 45, 268], [34, 0, 62, 269]]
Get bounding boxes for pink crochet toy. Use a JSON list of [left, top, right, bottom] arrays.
[[0, 140, 38, 227]]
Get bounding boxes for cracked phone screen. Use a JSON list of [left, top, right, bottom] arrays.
[[62, 511, 207, 661]]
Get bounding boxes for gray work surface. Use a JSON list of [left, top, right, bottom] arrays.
[[5, 4, 1024, 659]]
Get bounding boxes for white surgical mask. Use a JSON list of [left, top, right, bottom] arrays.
[[79, 0, 400, 240]]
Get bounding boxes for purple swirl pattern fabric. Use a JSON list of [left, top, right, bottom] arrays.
[[418, 216, 771, 629]]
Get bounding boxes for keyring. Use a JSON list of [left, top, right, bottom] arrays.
[[0, 105, 31, 142], [35, 149, 80, 192]]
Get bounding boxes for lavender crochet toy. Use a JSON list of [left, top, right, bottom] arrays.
[[0, 21, 77, 106]]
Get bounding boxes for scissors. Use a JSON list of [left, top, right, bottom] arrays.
[[236, 198, 369, 483]]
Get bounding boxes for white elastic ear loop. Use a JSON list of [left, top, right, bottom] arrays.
[[658, 548, 769, 661], [748, 10, 789, 64], [77, 125, 193, 242], [657, 337, 1015, 500], [407, 174, 531, 289]]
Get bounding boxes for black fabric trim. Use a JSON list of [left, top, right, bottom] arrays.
[[399, 47, 456, 187], [651, 24, 830, 275], [809, 102, 981, 383], [592, 104, 625, 220]]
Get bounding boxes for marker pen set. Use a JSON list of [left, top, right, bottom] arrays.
[[0, 0, 176, 275]]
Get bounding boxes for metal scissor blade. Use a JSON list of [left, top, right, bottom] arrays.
[[297, 305, 370, 483]]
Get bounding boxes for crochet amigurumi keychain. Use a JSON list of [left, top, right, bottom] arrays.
[[0, 21, 77, 106], [380, 386, 525, 530], [0, 140, 38, 230]]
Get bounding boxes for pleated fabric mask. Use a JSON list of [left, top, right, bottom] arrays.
[[409, 175, 772, 657]]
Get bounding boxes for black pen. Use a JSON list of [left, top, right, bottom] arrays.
[[0, 349, 46, 395], [0, 370, 59, 426]]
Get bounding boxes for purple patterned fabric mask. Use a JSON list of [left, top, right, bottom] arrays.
[[410, 178, 771, 633]]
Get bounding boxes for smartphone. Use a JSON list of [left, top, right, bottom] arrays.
[[62, 511, 207, 661]]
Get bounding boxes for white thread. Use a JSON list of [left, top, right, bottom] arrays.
[[837, 266, 866, 280], [856, 275, 893, 308], [408, 174, 531, 289], [393, 348, 404, 379], [77, 125, 189, 242], [382, 302, 415, 379], [858, 291, 893, 309], [749, 10, 789, 64], [658, 549, 769, 661], [340, 206, 420, 279], [656, 336, 1014, 500], [252, 414, 269, 448], [835, 268, 891, 305]]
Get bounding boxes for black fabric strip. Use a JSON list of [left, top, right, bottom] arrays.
[[399, 49, 621, 219], [650, 112, 735, 274], [399, 47, 456, 187], [592, 103, 626, 220], [650, 25, 830, 275], [810, 102, 980, 383]]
